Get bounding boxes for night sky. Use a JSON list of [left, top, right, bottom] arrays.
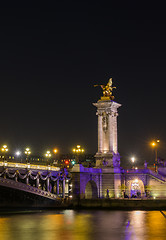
[[0, 3, 166, 165]]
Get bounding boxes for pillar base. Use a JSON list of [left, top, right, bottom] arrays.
[[95, 152, 120, 168]]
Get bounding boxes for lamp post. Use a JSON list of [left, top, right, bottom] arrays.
[[131, 157, 135, 169], [53, 148, 58, 165], [25, 148, 31, 163], [15, 151, 21, 162], [1, 145, 8, 161], [72, 145, 85, 164], [45, 150, 51, 165], [151, 140, 160, 172]]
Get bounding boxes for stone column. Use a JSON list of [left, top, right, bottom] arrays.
[[98, 173, 102, 198], [98, 113, 103, 153], [62, 178, 66, 199], [113, 113, 118, 153], [46, 177, 50, 192], [36, 176, 39, 188], [108, 113, 113, 152], [56, 179, 59, 195]]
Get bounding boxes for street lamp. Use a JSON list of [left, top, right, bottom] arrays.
[[45, 150, 51, 165], [1, 145, 8, 161], [53, 148, 58, 154], [151, 140, 160, 172], [131, 157, 135, 169], [15, 151, 21, 162], [72, 145, 85, 163], [53, 148, 58, 165], [25, 148, 31, 163]]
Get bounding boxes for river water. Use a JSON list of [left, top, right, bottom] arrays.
[[0, 210, 166, 240]]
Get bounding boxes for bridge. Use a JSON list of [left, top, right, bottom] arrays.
[[0, 161, 71, 207], [1, 160, 166, 207]]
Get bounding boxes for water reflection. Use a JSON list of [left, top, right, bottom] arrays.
[[0, 210, 166, 240]]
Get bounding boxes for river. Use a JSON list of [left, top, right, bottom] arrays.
[[0, 210, 166, 240]]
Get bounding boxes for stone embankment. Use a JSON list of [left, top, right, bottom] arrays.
[[67, 199, 166, 210]]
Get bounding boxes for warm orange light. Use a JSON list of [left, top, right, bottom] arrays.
[[151, 142, 156, 147], [72, 145, 84, 154], [53, 149, 58, 153], [151, 140, 160, 147], [1, 145, 8, 152]]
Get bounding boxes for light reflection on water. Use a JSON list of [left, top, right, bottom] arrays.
[[0, 210, 166, 240]]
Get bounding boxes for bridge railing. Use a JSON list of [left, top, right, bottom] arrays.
[[0, 161, 60, 171]]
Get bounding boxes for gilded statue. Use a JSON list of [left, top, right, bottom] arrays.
[[94, 78, 116, 100]]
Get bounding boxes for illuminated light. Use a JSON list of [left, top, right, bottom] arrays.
[[153, 196, 156, 199], [1, 145, 8, 152], [73, 149, 76, 152], [71, 160, 75, 165], [77, 145, 80, 149], [69, 195, 72, 198], [26, 148, 30, 151], [157, 140, 160, 143], [16, 151, 21, 156], [135, 179, 138, 183], [53, 149, 58, 153], [152, 142, 156, 147], [65, 160, 69, 164], [131, 157, 135, 163], [135, 167, 138, 170], [45, 150, 51, 157]]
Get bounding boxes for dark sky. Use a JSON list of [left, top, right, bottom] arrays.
[[0, 3, 166, 165]]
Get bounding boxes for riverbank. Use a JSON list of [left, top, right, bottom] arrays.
[[1, 199, 166, 211], [69, 199, 166, 210]]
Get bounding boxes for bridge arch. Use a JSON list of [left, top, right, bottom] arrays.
[[85, 180, 98, 199]]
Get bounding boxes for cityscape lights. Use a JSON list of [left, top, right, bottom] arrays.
[[72, 145, 85, 153], [72, 145, 85, 163]]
